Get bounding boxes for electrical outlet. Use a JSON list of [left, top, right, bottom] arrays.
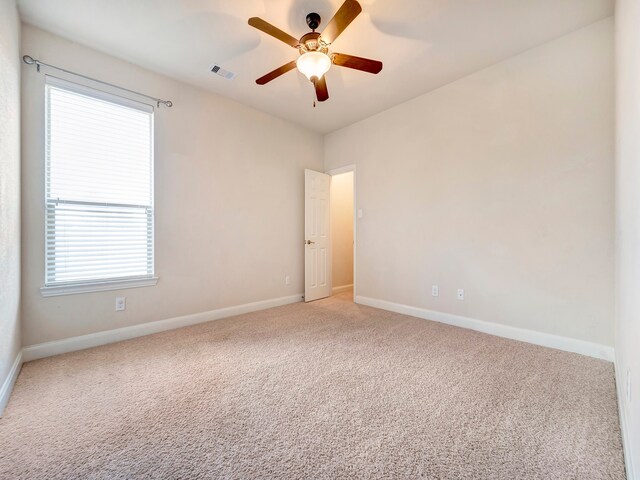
[[285, 275, 291, 285], [431, 285, 439, 297], [115, 297, 126, 311], [457, 289, 464, 300], [627, 370, 632, 402]]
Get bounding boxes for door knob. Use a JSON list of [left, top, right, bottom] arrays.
[[306, 240, 315, 245]]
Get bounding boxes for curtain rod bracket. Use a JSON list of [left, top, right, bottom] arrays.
[[22, 54, 173, 108]]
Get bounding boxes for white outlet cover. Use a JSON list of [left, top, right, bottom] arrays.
[[115, 296, 126, 311], [431, 285, 439, 297], [457, 289, 464, 300], [285, 275, 291, 285]]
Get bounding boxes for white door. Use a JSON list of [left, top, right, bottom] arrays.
[[305, 169, 331, 302]]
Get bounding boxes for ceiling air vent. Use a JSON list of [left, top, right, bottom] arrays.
[[210, 64, 236, 80]]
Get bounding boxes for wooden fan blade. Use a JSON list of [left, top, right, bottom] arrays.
[[248, 17, 300, 48], [320, 0, 362, 45], [314, 76, 329, 102], [332, 53, 383, 74], [256, 61, 297, 85]]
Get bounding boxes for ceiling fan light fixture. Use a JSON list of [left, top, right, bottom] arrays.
[[250, 0, 381, 103], [296, 51, 331, 81]]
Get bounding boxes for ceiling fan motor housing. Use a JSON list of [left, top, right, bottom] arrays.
[[300, 32, 325, 53], [306, 12, 321, 30]]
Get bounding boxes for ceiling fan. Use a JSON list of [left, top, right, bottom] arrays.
[[248, 0, 383, 103]]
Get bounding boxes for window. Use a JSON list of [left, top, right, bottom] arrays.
[[43, 77, 156, 295]]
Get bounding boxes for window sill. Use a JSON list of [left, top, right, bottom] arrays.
[[40, 277, 158, 297]]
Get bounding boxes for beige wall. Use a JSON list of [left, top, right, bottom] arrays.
[[330, 172, 354, 290], [0, 0, 21, 392], [615, 0, 640, 475], [324, 18, 614, 346], [21, 25, 323, 346]]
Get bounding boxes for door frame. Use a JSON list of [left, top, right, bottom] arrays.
[[326, 164, 357, 298]]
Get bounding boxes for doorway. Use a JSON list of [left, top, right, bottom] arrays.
[[329, 166, 355, 300]]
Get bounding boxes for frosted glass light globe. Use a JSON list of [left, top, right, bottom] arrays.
[[296, 51, 331, 81]]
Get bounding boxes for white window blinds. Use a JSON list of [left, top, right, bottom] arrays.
[[45, 77, 154, 286]]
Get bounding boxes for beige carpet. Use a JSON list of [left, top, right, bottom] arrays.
[[0, 292, 625, 479]]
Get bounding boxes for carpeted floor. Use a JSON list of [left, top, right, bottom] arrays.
[[0, 292, 625, 479]]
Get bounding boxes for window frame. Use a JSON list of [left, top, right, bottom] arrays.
[[40, 76, 158, 297]]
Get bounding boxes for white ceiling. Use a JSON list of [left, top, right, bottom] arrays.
[[18, 0, 613, 134]]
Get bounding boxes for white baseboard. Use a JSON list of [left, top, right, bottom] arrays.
[[355, 296, 614, 362], [332, 284, 354, 295], [23, 294, 303, 362], [616, 355, 636, 480], [0, 350, 23, 416]]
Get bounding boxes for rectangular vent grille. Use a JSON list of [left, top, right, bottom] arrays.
[[210, 64, 236, 80]]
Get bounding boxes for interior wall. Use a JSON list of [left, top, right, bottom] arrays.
[[615, 0, 640, 476], [21, 25, 323, 346], [330, 172, 354, 291], [0, 0, 21, 392], [324, 18, 614, 347]]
